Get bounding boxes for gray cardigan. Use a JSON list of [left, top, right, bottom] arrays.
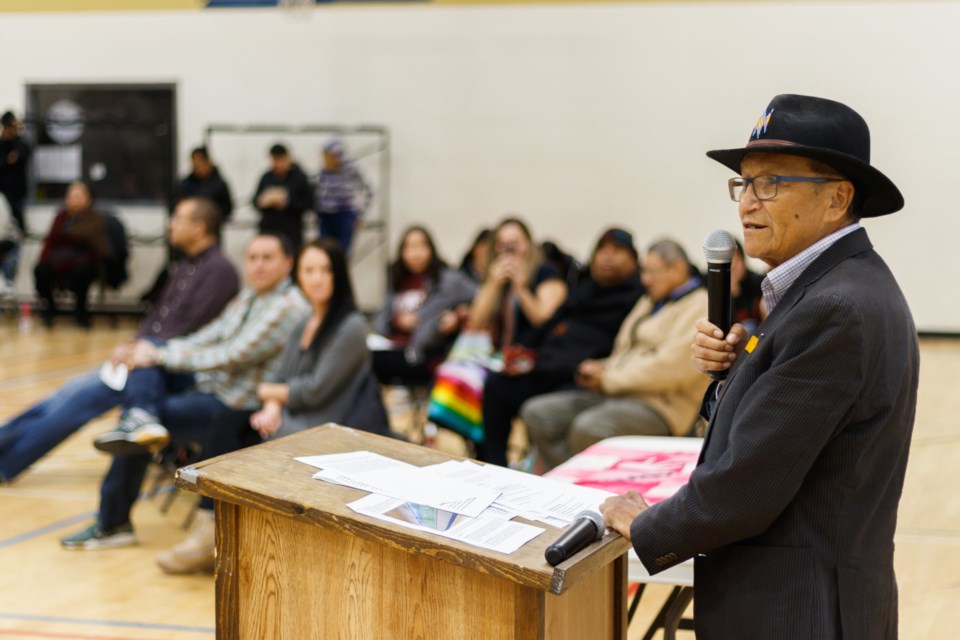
[[272, 312, 372, 437], [372, 267, 477, 359]]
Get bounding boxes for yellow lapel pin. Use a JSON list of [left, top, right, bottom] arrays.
[[744, 335, 760, 354]]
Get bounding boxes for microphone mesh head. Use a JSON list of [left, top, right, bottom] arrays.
[[703, 229, 738, 263], [575, 510, 606, 541]]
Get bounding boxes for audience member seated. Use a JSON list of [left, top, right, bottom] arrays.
[[315, 138, 373, 253], [521, 239, 710, 470], [33, 181, 108, 328], [254, 143, 313, 250], [58, 234, 308, 550], [251, 237, 388, 439], [468, 217, 568, 350], [480, 228, 644, 467], [141, 148, 234, 305], [0, 196, 19, 298], [458, 228, 492, 284], [0, 197, 238, 484], [541, 240, 583, 289], [427, 217, 568, 458], [731, 237, 765, 333], [156, 237, 386, 574], [371, 226, 476, 386]]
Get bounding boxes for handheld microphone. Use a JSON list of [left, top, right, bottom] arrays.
[[702, 230, 738, 381], [544, 510, 605, 567]]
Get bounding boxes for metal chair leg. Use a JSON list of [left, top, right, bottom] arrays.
[[641, 586, 682, 640], [627, 582, 647, 623], [662, 587, 694, 640]]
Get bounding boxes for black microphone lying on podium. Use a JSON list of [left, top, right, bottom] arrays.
[[702, 230, 738, 381], [544, 510, 605, 566]]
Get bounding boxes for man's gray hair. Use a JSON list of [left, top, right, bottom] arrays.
[[646, 239, 691, 267]]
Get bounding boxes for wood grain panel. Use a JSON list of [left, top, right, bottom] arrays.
[[230, 505, 575, 639], [215, 502, 240, 640]]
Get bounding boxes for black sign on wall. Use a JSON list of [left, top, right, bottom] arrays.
[[26, 83, 176, 205]]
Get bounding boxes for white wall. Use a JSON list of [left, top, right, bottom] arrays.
[[2, 2, 955, 330]]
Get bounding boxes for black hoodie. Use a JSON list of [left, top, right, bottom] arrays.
[[533, 271, 645, 381]]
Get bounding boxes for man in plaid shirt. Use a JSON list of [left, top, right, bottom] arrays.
[[61, 233, 309, 550]]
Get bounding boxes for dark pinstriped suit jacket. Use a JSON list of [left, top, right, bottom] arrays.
[[629, 229, 919, 639]]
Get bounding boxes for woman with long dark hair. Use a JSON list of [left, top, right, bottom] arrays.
[[371, 225, 476, 384], [251, 237, 384, 438], [458, 228, 492, 284]]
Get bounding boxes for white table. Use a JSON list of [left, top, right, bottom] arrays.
[[547, 436, 701, 639]]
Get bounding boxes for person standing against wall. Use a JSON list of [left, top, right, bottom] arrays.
[[315, 138, 372, 253], [254, 143, 312, 251], [0, 111, 30, 236]]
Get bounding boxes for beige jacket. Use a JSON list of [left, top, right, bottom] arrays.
[[599, 287, 710, 436]]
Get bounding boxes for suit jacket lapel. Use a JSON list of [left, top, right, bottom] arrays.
[[699, 228, 874, 459]]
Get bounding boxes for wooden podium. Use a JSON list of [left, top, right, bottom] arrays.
[[176, 424, 630, 640]]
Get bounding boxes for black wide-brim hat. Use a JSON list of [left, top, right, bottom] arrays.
[[706, 94, 904, 217]]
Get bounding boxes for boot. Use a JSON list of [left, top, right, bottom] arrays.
[[156, 509, 216, 574]]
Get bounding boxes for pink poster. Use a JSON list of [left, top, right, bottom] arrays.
[[546, 440, 701, 504]]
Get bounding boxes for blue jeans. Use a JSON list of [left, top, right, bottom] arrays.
[[0, 341, 194, 482], [100, 391, 240, 530], [319, 209, 358, 253], [121, 337, 195, 418], [0, 371, 121, 481]]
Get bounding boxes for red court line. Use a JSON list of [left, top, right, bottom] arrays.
[[0, 630, 164, 640]]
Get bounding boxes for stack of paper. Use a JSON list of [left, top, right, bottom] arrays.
[[295, 452, 620, 554], [296, 452, 548, 554]]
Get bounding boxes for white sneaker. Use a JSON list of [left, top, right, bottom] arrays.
[[93, 408, 170, 456]]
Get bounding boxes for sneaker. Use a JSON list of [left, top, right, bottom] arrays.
[[61, 521, 136, 550], [93, 408, 170, 456], [156, 509, 216, 574]]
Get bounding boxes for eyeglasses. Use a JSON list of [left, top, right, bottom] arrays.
[[728, 175, 845, 202]]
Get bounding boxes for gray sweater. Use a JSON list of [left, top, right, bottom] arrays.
[[271, 312, 372, 437], [372, 267, 477, 359]]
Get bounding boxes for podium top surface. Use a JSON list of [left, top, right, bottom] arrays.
[[176, 424, 629, 595]]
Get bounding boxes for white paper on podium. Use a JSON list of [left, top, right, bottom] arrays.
[[296, 451, 500, 518], [346, 465, 500, 518], [347, 493, 544, 555], [295, 451, 412, 473], [424, 460, 615, 525]]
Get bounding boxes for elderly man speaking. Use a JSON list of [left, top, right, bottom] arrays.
[[601, 95, 918, 639]]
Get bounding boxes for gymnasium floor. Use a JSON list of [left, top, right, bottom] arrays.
[[0, 316, 957, 639]]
